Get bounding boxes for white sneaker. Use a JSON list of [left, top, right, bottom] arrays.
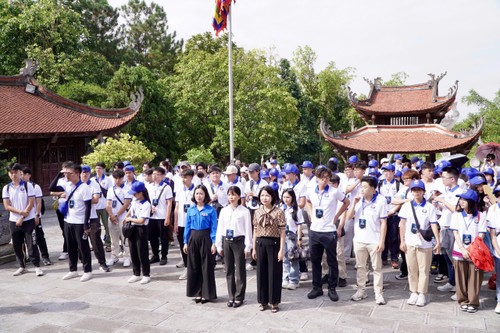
[[128, 275, 141, 283], [175, 260, 185, 268], [451, 293, 457, 301], [282, 281, 289, 289], [300, 272, 308, 281], [58, 252, 68, 260], [106, 255, 119, 266], [140, 276, 151, 284], [13, 267, 27, 276], [495, 302, 500, 314], [246, 263, 255, 271], [80, 272, 92, 282], [407, 292, 419, 305], [375, 294, 387, 305], [351, 289, 367, 301], [287, 283, 299, 290], [416, 293, 426, 307], [437, 282, 455, 292], [62, 271, 78, 280], [179, 268, 188, 280], [35, 267, 44, 277], [123, 258, 131, 267]]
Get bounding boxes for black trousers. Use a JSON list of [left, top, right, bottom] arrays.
[[382, 215, 400, 262], [56, 209, 68, 252], [186, 229, 217, 301], [177, 226, 187, 266], [10, 219, 40, 268], [35, 219, 49, 259], [310, 230, 338, 290], [64, 222, 92, 273], [149, 218, 169, 258], [223, 236, 246, 301], [255, 237, 282, 305], [89, 218, 106, 265], [129, 225, 150, 277]]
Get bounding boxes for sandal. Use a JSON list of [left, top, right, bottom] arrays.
[[258, 303, 268, 311], [271, 304, 279, 313]]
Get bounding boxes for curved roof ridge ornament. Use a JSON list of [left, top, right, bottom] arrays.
[[19, 59, 39, 78], [447, 80, 459, 98], [348, 87, 358, 104], [458, 116, 484, 138], [428, 71, 447, 102], [129, 86, 144, 112], [320, 118, 343, 139]]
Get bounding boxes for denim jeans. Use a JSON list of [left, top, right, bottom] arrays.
[[283, 231, 299, 285]]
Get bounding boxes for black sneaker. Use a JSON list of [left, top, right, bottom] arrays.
[[150, 255, 160, 264], [307, 288, 324, 299], [328, 288, 339, 302], [160, 257, 168, 265], [430, 265, 438, 275], [99, 264, 110, 272], [338, 278, 347, 287], [42, 257, 52, 266], [395, 273, 408, 280]]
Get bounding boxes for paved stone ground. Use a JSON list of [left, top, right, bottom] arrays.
[[0, 208, 498, 333]]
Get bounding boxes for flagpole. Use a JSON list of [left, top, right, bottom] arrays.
[[228, 9, 234, 163]]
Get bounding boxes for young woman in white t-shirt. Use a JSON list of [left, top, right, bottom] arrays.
[[280, 188, 303, 290], [450, 189, 487, 313], [124, 182, 152, 285]]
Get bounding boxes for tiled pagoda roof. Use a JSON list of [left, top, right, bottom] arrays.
[[0, 72, 142, 139]]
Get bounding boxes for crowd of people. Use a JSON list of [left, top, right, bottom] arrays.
[[2, 152, 500, 314]]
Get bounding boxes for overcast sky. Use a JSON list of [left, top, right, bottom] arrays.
[[109, 0, 500, 119]]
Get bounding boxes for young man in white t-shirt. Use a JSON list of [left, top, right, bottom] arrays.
[[2, 163, 42, 276], [174, 168, 196, 279], [22, 167, 51, 266], [306, 167, 349, 302], [50, 162, 94, 282], [486, 185, 500, 314], [94, 162, 112, 251], [106, 169, 132, 267], [148, 167, 173, 265], [347, 176, 388, 305]]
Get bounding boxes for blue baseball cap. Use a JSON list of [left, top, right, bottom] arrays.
[[493, 185, 500, 194], [368, 167, 378, 176], [461, 167, 479, 180], [410, 180, 426, 191], [381, 164, 395, 171], [128, 181, 146, 195], [456, 189, 479, 202], [123, 160, 131, 167], [81, 165, 91, 173], [395, 170, 402, 178], [483, 168, 495, 176], [279, 171, 286, 178], [410, 156, 420, 164], [260, 169, 270, 179], [401, 167, 410, 174], [348, 155, 358, 163], [368, 160, 378, 168], [469, 176, 487, 186], [301, 161, 314, 169], [269, 168, 279, 178], [124, 165, 135, 172], [394, 154, 403, 160], [270, 159, 277, 165], [416, 160, 424, 170], [284, 164, 299, 175], [269, 181, 279, 192], [435, 160, 452, 174], [328, 157, 338, 164]]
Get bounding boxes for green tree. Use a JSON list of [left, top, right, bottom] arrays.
[[454, 89, 500, 144], [82, 133, 156, 171], [118, 0, 183, 77], [382, 71, 409, 86], [169, 33, 299, 164], [105, 64, 177, 160]]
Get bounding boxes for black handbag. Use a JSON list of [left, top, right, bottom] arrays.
[[122, 221, 135, 238], [410, 202, 434, 242]]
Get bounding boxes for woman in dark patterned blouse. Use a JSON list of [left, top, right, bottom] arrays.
[[252, 185, 286, 313]]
